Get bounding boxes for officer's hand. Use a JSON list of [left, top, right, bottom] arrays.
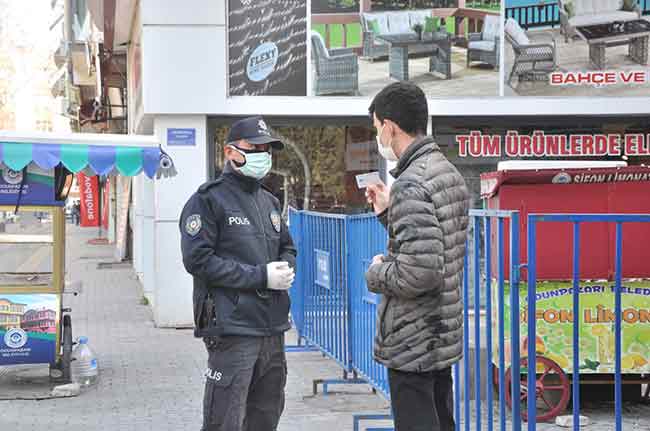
[[266, 261, 295, 290], [365, 181, 389, 215]]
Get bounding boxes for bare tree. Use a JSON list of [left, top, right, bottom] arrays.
[[270, 127, 312, 211]]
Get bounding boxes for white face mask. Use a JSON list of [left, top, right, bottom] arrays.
[[376, 124, 398, 161]]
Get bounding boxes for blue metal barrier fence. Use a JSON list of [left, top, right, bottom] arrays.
[[288, 209, 649, 430], [289, 208, 352, 371], [526, 214, 650, 431]]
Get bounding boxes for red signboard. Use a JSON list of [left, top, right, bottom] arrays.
[[78, 173, 99, 227]]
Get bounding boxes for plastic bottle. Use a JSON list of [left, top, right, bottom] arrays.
[[70, 336, 98, 387]]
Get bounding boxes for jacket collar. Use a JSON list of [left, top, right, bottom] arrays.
[[222, 161, 261, 194], [389, 135, 439, 178]]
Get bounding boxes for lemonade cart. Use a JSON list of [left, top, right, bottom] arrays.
[[0, 131, 175, 381], [481, 161, 650, 421]]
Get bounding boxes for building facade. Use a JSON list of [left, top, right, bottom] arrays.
[[69, 0, 650, 328], [21, 309, 57, 334], [0, 298, 26, 330]]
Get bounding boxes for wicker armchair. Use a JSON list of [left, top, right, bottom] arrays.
[[505, 18, 557, 86], [467, 14, 500, 69], [311, 32, 359, 96]]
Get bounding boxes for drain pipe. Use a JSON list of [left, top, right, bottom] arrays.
[[64, 0, 74, 120]]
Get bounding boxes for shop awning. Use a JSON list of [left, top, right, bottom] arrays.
[[0, 131, 176, 179]]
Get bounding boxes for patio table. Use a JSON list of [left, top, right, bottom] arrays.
[[576, 20, 650, 70], [377, 32, 452, 81]]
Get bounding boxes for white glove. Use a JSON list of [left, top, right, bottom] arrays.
[[266, 261, 295, 290]]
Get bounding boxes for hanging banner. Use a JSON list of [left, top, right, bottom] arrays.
[[78, 173, 99, 227], [228, 0, 307, 96]]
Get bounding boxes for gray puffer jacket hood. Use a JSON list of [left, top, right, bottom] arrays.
[[365, 136, 470, 372]]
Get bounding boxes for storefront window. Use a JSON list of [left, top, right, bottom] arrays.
[[209, 118, 382, 215]]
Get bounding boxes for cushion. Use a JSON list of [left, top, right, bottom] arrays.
[[573, 0, 595, 15], [564, 1, 575, 18], [363, 13, 389, 35], [622, 0, 636, 11], [424, 16, 440, 33], [569, 10, 639, 26], [386, 12, 412, 34], [468, 40, 496, 51], [505, 18, 530, 45], [367, 19, 381, 35], [482, 15, 500, 41], [408, 9, 432, 27], [574, 0, 622, 15]]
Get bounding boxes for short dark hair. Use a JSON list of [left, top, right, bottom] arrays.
[[368, 82, 428, 136]]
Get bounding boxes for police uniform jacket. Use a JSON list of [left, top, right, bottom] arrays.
[[180, 163, 297, 338]]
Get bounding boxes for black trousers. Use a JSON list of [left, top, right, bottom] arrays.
[[202, 334, 287, 431], [388, 367, 455, 431]]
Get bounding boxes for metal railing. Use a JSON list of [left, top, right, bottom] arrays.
[[288, 208, 649, 430], [506, 0, 650, 30], [504, 2, 560, 30], [526, 213, 650, 431], [347, 213, 390, 398], [289, 209, 353, 371]]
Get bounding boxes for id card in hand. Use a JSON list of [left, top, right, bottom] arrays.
[[355, 172, 381, 189]]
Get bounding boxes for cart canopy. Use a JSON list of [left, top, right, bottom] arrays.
[[0, 131, 175, 179]]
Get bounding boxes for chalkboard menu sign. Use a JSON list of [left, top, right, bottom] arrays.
[[228, 0, 307, 96]]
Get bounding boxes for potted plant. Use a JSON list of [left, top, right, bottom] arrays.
[[412, 23, 424, 40]]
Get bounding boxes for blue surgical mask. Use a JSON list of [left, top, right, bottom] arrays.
[[231, 146, 272, 180]]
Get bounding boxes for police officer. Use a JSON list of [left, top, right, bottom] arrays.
[[180, 116, 297, 431]]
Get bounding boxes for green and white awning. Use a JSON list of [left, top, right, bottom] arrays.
[[0, 131, 176, 179]]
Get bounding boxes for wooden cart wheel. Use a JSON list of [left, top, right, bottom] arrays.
[[504, 356, 570, 422]]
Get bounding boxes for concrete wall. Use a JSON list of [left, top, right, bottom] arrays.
[[140, 0, 226, 116], [151, 115, 208, 327]]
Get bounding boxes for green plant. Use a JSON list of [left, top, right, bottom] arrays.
[[412, 23, 424, 34], [140, 296, 149, 306]]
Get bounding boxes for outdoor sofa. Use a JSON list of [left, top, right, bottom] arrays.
[[360, 10, 442, 60], [559, 0, 641, 42]]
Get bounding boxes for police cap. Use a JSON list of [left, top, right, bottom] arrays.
[[226, 116, 284, 150]]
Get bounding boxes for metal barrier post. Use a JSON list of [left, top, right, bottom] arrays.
[[473, 216, 482, 431], [614, 223, 623, 431], [510, 212, 521, 431], [527, 216, 538, 431], [497, 218, 506, 431], [485, 216, 494, 431], [571, 223, 581, 431], [463, 238, 470, 431]]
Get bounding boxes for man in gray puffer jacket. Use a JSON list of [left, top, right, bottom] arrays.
[[365, 82, 470, 431]]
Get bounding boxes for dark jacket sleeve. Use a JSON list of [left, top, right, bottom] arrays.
[[180, 193, 267, 290], [279, 215, 297, 269], [376, 208, 389, 230], [365, 182, 444, 299]]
